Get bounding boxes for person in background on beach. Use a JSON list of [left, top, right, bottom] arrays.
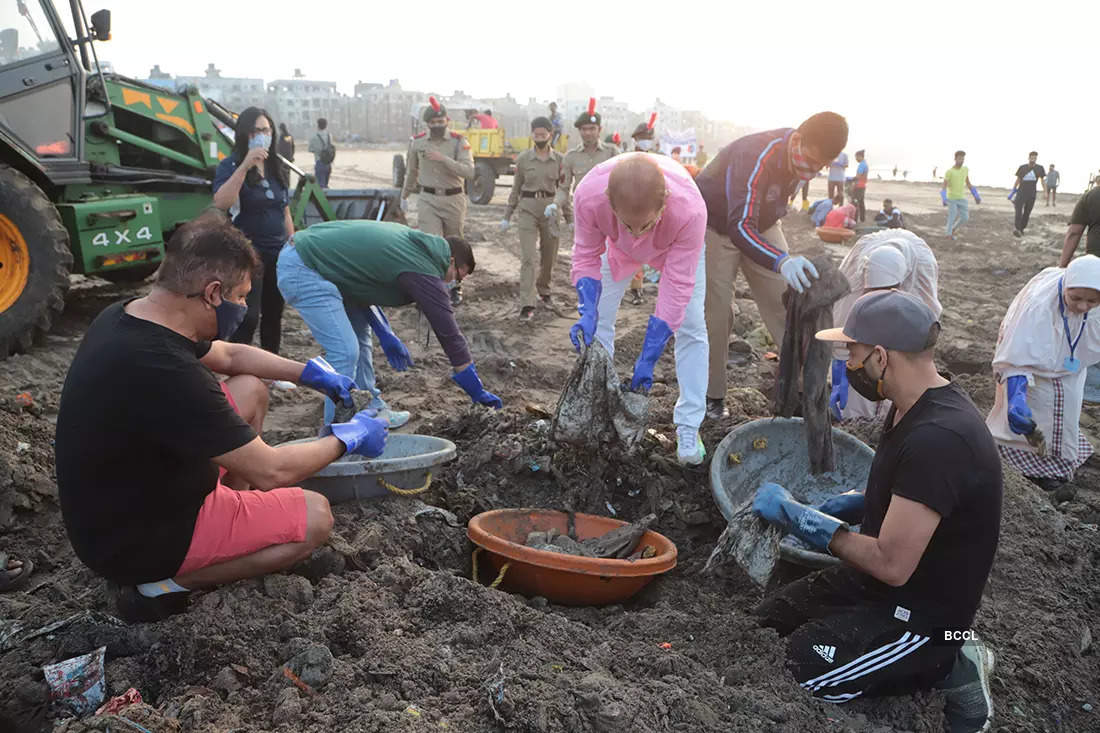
[[828, 151, 848, 202], [852, 150, 869, 222], [1008, 151, 1046, 237], [277, 123, 294, 162], [941, 151, 981, 240], [825, 203, 857, 229], [754, 290, 999, 732], [874, 199, 904, 228], [549, 102, 563, 147], [1057, 184, 1100, 266], [987, 256, 1100, 494], [696, 144, 708, 169], [1045, 164, 1060, 207]]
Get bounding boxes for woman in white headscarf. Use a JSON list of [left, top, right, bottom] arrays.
[[829, 229, 942, 420], [987, 255, 1100, 488]]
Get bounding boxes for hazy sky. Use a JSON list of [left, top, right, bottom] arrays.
[[87, 0, 1098, 191]]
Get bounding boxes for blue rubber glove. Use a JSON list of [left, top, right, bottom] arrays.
[[1008, 188, 1018, 202], [300, 356, 354, 408], [752, 482, 847, 553], [778, 255, 820, 294], [452, 363, 502, 409], [570, 277, 602, 352], [365, 307, 414, 372], [940, 189, 948, 206], [830, 358, 849, 420], [816, 491, 865, 524], [328, 408, 389, 458], [1005, 375, 1036, 435], [969, 185, 982, 204], [629, 315, 673, 392]]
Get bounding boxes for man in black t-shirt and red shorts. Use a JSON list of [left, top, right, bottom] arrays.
[[56, 219, 389, 623], [751, 291, 1002, 732]]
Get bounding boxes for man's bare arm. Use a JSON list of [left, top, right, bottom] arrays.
[[829, 495, 941, 587], [213, 435, 343, 490], [1059, 224, 1086, 267]]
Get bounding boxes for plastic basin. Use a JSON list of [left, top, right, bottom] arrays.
[[467, 509, 677, 606], [816, 226, 856, 244], [1085, 364, 1100, 404], [281, 434, 456, 504], [709, 417, 874, 568]]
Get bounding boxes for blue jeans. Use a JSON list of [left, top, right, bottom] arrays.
[[277, 244, 386, 423], [315, 161, 331, 188], [946, 198, 969, 236]]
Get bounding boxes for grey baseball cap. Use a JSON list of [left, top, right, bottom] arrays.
[[815, 290, 939, 352]]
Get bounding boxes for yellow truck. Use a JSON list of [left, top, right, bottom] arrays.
[[392, 104, 568, 205]]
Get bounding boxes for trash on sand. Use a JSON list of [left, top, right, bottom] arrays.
[[553, 341, 649, 451], [282, 666, 315, 696], [15, 392, 33, 407], [704, 502, 781, 589], [763, 351, 778, 361], [16, 442, 29, 454], [95, 687, 143, 715], [525, 514, 656, 559], [2, 610, 124, 653], [605, 501, 617, 516], [43, 645, 107, 717], [659, 642, 672, 650], [485, 662, 507, 723]]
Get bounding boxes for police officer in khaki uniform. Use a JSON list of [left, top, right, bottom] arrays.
[[500, 117, 564, 321], [555, 98, 618, 225], [401, 97, 475, 304]]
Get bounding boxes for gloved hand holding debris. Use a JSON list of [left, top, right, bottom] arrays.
[[752, 482, 847, 553]]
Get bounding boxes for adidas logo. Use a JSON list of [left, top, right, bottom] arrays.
[[813, 644, 836, 663]]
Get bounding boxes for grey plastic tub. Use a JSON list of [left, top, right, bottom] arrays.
[[282, 434, 456, 504], [710, 417, 875, 568], [1085, 364, 1100, 404]]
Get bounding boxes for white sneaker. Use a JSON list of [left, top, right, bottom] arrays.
[[377, 409, 411, 429], [676, 426, 706, 465]]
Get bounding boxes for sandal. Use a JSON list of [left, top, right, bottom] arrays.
[[0, 552, 33, 592]]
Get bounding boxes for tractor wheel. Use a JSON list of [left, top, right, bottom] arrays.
[[99, 263, 158, 283], [468, 161, 496, 206], [392, 154, 406, 188], [0, 165, 72, 357]]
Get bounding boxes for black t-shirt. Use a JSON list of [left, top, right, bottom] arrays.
[[1015, 163, 1046, 195], [1071, 188, 1100, 257], [857, 383, 1003, 628], [55, 301, 256, 584]]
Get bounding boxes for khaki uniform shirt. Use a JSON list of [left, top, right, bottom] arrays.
[[554, 141, 619, 210], [506, 148, 564, 219], [696, 150, 709, 168], [401, 131, 475, 198]]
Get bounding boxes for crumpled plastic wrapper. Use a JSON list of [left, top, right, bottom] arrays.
[[552, 341, 649, 451]]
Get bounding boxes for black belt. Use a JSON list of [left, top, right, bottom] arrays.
[[422, 186, 463, 196], [521, 190, 555, 199]]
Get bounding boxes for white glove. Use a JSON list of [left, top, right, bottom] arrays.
[[499, 219, 511, 232], [544, 203, 559, 219], [779, 256, 819, 294]]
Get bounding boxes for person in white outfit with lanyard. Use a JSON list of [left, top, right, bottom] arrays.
[[987, 255, 1100, 491], [829, 230, 942, 421]]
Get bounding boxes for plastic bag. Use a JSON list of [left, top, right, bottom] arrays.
[[43, 645, 107, 717], [552, 341, 649, 451]]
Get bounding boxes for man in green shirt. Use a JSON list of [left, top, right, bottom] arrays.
[[277, 221, 501, 424], [940, 150, 981, 240]]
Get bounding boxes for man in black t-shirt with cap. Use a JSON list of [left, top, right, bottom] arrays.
[[751, 290, 1002, 732]]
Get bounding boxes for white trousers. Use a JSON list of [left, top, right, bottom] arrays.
[[594, 250, 708, 429]]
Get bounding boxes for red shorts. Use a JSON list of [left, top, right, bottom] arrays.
[[174, 382, 308, 576]]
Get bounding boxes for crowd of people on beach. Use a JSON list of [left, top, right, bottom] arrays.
[[11, 95, 1098, 733]]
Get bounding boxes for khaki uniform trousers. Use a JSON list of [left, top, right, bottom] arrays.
[[418, 192, 466, 237], [517, 200, 559, 308], [704, 221, 790, 400]]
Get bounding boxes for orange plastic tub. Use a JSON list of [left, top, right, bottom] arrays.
[[467, 509, 677, 606], [816, 225, 856, 243]]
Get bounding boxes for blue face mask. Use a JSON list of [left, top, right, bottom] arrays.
[[214, 297, 248, 341], [249, 133, 271, 151]]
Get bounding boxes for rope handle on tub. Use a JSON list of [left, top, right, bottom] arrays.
[[378, 471, 432, 496], [471, 547, 510, 588]]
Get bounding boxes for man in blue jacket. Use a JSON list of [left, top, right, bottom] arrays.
[[695, 112, 848, 419]]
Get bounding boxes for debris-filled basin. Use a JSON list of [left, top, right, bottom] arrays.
[[815, 225, 856, 243], [467, 509, 677, 605], [282, 434, 456, 504], [710, 417, 874, 568]]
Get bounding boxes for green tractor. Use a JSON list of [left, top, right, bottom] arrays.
[[0, 0, 399, 357]]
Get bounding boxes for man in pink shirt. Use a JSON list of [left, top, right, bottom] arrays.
[[570, 153, 709, 464]]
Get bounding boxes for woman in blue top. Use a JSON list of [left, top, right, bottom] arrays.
[[213, 107, 293, 353]]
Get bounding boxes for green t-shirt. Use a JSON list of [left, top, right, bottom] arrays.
[[944, 166, 969, 200], [292, 220, 451, 306]]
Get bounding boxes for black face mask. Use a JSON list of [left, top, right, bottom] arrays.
[[534, 138, 549, 149], [429, 124, 446, 139], [847, 352, 887, 401]]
